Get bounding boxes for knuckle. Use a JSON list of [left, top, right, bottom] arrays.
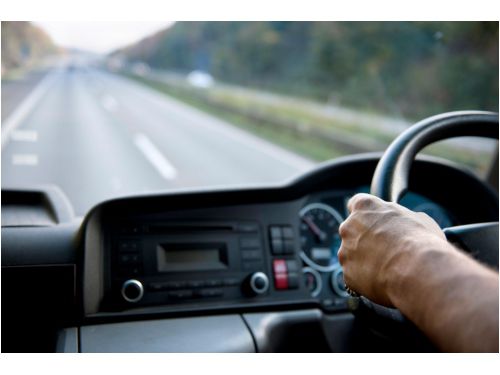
[[338, 220, 349, 238], [351, 193, 375, 211]]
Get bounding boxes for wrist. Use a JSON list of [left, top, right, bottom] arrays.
[[384, 235, 454, 308]]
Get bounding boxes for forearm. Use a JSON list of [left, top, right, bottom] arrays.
[[387, 240, 499, 352]]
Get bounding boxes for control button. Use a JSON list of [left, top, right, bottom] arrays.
[[195, 288, 223, 298], [119, 253, 141, 264], [148, 282, 168, 291], [282, 226, 294, 239], [118, 241, 139, 253], [248, 272, 270, 295], [119, 265, 143, 276], [223, 278, 240, 286], [205, 279, 223, 287], [165, 281, 188, 290], [288, 273, 299, 289], [271, 239, 284, 254], [119, 225, 141, 235], [269, 226, 282, 239], [283, 239, 295, 254], [121, 279, 144, 303], [302, 267, 322, 297], [286, 260, 299, 272], [188, 280, 205, 288], [237, 222, 259, 233], [331, 266, 350, 298], [241, 249, 262, 261], [274, 273, 288, 290], [168, 290, 194, 300], [240, 237, 260, 249], [242, 261, 263, 271], [273, 259, 287, 274]]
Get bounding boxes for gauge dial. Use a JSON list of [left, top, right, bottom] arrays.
[[302, 267, 322, 297], [299, 203, 344, 272]]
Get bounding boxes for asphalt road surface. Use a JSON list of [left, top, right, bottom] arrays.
[[1, 66, 314, 216]]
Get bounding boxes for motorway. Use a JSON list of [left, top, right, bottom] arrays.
[[1, 66, 314, 216]]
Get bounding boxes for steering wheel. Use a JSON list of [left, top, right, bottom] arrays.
[[348, 111, 499, 349]]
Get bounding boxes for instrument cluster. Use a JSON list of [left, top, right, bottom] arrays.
[[299, 186, 454, 310]]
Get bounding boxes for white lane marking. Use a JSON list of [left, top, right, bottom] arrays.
[[101, 94, 119, 112], [12, 154, 38, 166], [102, 71, 314, 172], [2, 70, 59, 149], [10, 129, 38, 142], [133, 133, 177, 180]]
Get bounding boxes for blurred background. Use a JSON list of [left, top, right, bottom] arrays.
[[1, 21, 498, 215]]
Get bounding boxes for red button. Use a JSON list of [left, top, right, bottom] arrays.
[[273, 259, 287, 274], [274, 273, 288, 290]]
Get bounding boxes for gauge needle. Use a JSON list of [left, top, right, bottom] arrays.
[[302, 216, 327, 242]]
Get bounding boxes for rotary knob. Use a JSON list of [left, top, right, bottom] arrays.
[[121, 279, 144, 303], [247, 272, 269, 295]]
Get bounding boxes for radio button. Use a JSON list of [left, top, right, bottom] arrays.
[[241, 249, 262, 261], [149, 282, 167, 291], [165, 281, 187, 290], [288, 273, 299, 289], [205, 279, 223, 287], [223, 278, 239, 286], [282, 226, 294, 239], [242, 261, 263, 271], [119, 253, 141, 264], [269, 226, 282, 239], [118, 241, 139, 253], [237, 222, 259, 233], [283, 239, 295, 254], [271, 239, 284, 254], [196, 288, 223, 298], [168, 290, 193, 300], [188, 280, 205, 288], [274, 273, 288, 290], [240, 237, 260, 249]]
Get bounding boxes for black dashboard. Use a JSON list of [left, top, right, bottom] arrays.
[[2, 153, 498, 352]]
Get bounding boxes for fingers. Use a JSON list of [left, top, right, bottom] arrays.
[[347, 193, 384, 214]]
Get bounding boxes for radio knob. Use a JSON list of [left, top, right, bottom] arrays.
[[247, 272, 269, 295], [121, 279, 144, 303]]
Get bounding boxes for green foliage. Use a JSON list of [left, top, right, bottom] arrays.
[[1, 21, 57, 74], [116, 21, 498, 120]]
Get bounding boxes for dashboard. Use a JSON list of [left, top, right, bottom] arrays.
[[81, 155, 486, 322], [2, 153, 497, 352]]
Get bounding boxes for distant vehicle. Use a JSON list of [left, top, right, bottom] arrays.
[[187, 70, 214, 88]]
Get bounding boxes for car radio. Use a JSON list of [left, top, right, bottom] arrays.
[[101, 220, 305, 311]]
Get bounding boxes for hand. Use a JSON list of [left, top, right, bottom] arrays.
[[337, 193, 449, 306]]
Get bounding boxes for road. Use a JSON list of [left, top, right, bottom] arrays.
[[1, 66, 314, 216]]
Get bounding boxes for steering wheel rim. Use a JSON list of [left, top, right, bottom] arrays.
[[371, 110, 499, 202], [349, 111, 499, 349]]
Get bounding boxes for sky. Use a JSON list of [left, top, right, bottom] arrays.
[[35, 21, 173, 54]]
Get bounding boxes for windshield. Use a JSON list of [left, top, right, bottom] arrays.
[[1, 21, 498, 216]]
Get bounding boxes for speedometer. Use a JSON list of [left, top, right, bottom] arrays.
[[299, 203, 344, 272]]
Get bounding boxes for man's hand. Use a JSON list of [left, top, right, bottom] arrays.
[[337, 193, 449, 306]]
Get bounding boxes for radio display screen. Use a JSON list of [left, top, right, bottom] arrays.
[[157, 243, 228, 272]]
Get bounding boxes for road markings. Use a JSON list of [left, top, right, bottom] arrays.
[[101, 94, 119, 112], [133, 133, 177, 180], [2, 70, 59, 149], [12, 154, 38, 166], [10, 129, 38, 142]]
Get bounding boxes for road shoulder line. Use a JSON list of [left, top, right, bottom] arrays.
[[2, 69, 59, 149]]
